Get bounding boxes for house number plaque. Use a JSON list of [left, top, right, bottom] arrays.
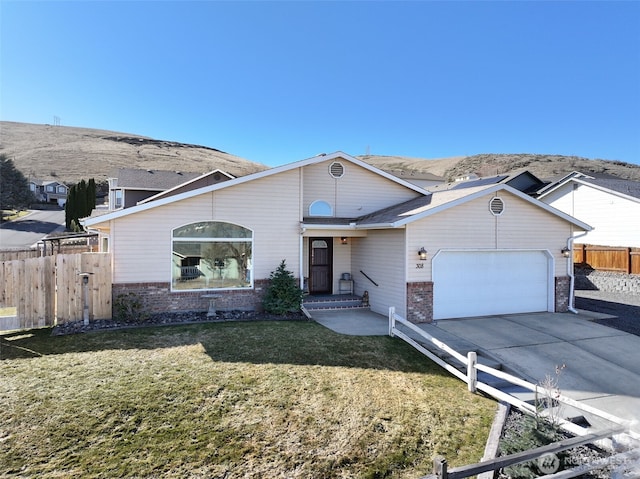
[[415, 263, 424, 269]]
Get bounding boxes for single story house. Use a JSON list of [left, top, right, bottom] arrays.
[[84, 152, 591, 323], [537, 171, 640, 248]]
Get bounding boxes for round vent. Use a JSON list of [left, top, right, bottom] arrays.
[[329, 161, 345, 179], [489, 197, 505, 216]]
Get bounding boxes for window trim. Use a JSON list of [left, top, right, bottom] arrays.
[[309, 200, 333, 217], [171, 220, 254, 292]]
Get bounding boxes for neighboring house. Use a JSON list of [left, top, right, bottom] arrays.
[[29, 180, 69, 207], [84, 152, 590, 323], [428, 170, 547, 196], [537, 172, 640, 248], [107, 168, 235, 210]]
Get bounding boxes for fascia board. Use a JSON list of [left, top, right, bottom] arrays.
[[536, 178, 576, 200], [300, 224, 358, 230], [538, 177, 640, 205], [502, 184, 593, 231], [387, 183, 593, 231], [572, 178, 640, 204], [84, 151, 429, 227], [138, 169, 237, 204]]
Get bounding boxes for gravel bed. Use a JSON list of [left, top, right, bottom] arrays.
[[52, 310, 308, 336], [497, 409, 611, 479]]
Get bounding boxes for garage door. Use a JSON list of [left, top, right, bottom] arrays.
[[433, 250, 551, 320]]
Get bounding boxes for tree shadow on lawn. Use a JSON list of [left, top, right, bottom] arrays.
[[0, 320, 450, 376]]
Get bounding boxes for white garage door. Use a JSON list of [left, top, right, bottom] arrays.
[[433, 250, 552, 320]]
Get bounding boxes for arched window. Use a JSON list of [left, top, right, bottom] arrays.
[[172, 221, 253, 290], [309, 200, 333, 216]]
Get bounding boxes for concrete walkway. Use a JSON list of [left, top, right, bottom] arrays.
[[311, 309, 640, 433]]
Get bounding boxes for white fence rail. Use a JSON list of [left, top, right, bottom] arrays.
[[388, 307, 638, 479]]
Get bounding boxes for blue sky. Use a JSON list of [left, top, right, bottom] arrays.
[[2, 1, 639, 167]]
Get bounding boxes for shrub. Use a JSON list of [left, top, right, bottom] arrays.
[[262, 260, 303, 315], [113, 292, 149, 323]]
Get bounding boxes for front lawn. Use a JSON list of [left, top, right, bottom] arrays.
[[0, 321, 495, 478]]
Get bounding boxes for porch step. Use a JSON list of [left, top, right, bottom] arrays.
[[302, 294, 369, 311]]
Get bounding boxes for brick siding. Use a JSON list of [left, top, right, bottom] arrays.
[[406, 281, 434, 324], [555, 276, 571, 312], [112, 279, 270, 314]]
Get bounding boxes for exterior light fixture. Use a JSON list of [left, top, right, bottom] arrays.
[[340, 237, 348, 245], [561, 247, 571, 258], [418, 247, 427, 260]]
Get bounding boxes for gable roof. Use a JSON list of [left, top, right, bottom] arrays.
[[138, 169, 235, 204], [111, 168, 202, 190], [355, 183, 591, 230], [30, 179, 67, 188], [537, 171, 640, 203], [84, 152, 429, 227]]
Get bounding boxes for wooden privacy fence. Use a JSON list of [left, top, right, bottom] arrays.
[[0, 253, 111, 330], [574, 244, 640, 275]]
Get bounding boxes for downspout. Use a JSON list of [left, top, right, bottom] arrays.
[[299, 225, 306, 290], [566, 231, 589, 314]]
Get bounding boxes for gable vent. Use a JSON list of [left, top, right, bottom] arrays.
[[329, 161, 345, 179], [489, 197, 505, 216]]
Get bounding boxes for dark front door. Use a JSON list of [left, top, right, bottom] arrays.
[[309, 237, 333, 294]]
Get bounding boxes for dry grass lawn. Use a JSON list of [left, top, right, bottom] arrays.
[[0, 321, 495, 478]]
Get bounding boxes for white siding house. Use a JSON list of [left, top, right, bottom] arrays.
[[538, 174, 640, 248], [84, 152, 591, 323]]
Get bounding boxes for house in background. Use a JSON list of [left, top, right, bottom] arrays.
[[84, 152, 590, 323], [29, 180, 69, 207], [107, 168, 235, 210], [537, 171, 640, 248], [429, 170, 548, 196]]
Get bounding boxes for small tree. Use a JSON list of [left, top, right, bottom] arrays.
[[65, 177, 96, 231], [0, 154, 34, 210], [263, 260, 304, 315]]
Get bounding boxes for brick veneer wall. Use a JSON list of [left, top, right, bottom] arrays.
[[407, 277, 570, 323], [555, 276, 571, 312], [406, 281, 434, 324], [112, 279, 270, 314]]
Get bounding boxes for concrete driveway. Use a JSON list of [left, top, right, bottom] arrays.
[[435, 312, 640, 433], [312, 309, 640, 433]]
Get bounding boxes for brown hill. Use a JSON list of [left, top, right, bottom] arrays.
[[3, 121, 639, 185], [360, 153, 640, 182], [0, 121, 268, 183]]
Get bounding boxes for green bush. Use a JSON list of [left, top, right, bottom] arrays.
[[113, 293, 150, 323], [262, 260, 304, 315]]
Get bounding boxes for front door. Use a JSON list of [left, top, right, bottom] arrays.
[[309, 238, 333, 294]]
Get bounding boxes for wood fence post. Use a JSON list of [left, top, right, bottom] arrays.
[[433, 456, 448, 478], [627, 248, 632, 274], [467, 351, 477, 393]]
